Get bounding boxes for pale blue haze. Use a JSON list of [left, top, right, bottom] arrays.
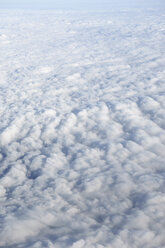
[[0, 0, 165, 10]]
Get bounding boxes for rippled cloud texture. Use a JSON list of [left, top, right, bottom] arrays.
[[0, 8, 165, 248]]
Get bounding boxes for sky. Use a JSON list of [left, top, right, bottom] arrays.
[[0, 0, 165, 10]]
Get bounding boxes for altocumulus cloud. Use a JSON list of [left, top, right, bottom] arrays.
[[0, 8, 165, 248]]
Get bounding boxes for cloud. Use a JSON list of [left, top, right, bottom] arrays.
[[0, 8, 165, 248]]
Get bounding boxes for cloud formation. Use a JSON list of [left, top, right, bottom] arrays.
[[0, 9, 165, 248]]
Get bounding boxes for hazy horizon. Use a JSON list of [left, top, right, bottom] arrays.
[[0, 0, 165, 10]]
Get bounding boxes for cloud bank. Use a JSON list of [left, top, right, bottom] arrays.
[[0, 9, 165, 248]]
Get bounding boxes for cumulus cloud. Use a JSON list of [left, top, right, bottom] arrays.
[[0, 8, 165, 248]]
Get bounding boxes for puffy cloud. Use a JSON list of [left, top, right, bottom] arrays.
[[0, 8, 165, 248]]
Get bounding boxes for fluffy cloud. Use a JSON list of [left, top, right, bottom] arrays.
[[0, 8, 165, 248]]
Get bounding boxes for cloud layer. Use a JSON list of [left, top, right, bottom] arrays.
[[0, 9, 165, 248]]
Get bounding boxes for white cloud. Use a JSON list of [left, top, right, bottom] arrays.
[[0, 8, 165, 248]]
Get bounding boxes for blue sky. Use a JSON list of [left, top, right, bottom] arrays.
[[0, 0, 164, 10]]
